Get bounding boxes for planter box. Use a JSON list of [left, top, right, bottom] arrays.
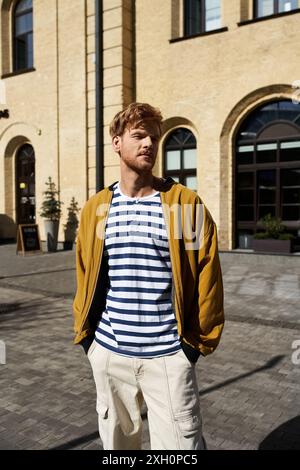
[[252, 238, 293, 254], [238, 234, 253, 249], [44, 220, 59, 252]]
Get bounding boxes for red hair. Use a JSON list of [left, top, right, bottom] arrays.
[[109, 102, 163, 138]]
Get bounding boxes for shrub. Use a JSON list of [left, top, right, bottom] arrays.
[[40, 177, 63, 221], [253, 214, 294, 240]]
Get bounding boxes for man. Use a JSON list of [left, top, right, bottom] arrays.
[[73, 102, 224, 450]]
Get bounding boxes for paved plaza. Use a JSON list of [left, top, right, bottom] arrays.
[[0, 244, 299, 450]]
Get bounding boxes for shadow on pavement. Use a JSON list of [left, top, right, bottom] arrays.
[[0, 302, 21, 314], [199, 355, 285, 396], [0, 298, 69, 330], [259, 415, 300, 449], [0, 268, 75, 279], [48, 431, 100, 450]]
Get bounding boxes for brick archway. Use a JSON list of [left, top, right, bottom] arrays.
[[219, 84, 295, 250]]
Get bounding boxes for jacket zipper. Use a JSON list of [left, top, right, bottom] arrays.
[[79, 192, 112, 335]]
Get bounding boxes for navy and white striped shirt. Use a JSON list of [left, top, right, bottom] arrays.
[[95, 181, 181, 358]]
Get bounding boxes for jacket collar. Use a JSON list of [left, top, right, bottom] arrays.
[[108, 176, 176, 193]]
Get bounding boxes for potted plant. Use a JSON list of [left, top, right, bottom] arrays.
[[63, 197, 80, 250], [40, 177, 63, 252], [253, 213, 295, 254]]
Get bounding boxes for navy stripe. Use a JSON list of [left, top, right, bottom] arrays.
[[99, 318, 176, 327], [98, 329, 116, 341], [108, 264, 171, 272], [108, 253, 170, 262], [117, 339, 179, 347], [108, 275, 171, 283], [114, 190, 160, 198], [103, 241, 170, 252], [107, 220, 164, 230], [110, 286, 171, 294], [106, 305, 174, 316], [113, 329, 178, 338], [108, 209, 163, 219], [111, 200, 161, 208]]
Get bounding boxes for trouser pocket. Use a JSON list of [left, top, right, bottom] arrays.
[[87, 339, 97, 360], [174, 407, 202, 437]]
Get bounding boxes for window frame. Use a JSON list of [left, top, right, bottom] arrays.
[[253, 0, 299, 19], [236, 137, 300, 226], [163, 127, 197, 191], [184, 0, 222, 37], [232, 99, 300, 250], [12, 0, 34, 73]]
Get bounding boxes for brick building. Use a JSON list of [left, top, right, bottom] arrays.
[[0, 0, 300, 251]]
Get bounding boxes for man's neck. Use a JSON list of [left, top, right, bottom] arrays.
[[119, 173, 161, 198]]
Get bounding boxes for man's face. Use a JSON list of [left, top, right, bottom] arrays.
[[112, 121, 160, 174]]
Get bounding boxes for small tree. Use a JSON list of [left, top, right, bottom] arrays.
[[40, 177, 63, 221], [63, 197, 81, 249], [65, 197, 80, 231]]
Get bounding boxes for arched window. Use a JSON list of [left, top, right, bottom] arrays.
[[164, 128, 197, 191], [235, 100, 300, 248], [13, 0, 33, 72]]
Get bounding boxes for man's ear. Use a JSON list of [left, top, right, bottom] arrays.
[[112, 135, 121, 152]]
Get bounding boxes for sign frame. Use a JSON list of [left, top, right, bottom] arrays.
[[16, 224, 43, 256]]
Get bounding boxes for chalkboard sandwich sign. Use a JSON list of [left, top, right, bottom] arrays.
[[16, 224, 43, 256]]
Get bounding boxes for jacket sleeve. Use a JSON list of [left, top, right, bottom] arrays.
[[197, 207, 225, 356], [72, 206, 91, 344]]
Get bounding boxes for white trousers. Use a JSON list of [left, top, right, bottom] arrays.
[[88, 340, 205, 450]]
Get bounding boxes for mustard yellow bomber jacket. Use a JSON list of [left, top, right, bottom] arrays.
[[73, 177, 224, 357]]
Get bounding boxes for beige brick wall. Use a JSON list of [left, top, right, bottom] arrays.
[[0, 0, 88, 242], [101, 0, 135, 192], [1, 0, 300, 249], [86, 0, 135, 198], [135, 0, 300, 249]]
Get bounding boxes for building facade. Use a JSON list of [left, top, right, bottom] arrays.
[[1, 0, 300, 251]]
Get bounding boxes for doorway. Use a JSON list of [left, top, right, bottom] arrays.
[[15, 143, 36, 224]]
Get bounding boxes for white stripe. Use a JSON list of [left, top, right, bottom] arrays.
[[109, 204, 162, 215], [108, 291, 171, 301], [109, 280, 171, 288], [111, 334, 178, 345], [108, 257, 171, 268], [106, 299, 173, 311], [105, 226, 167, 239], [105, 246, 169, 256], [107, 323, 177, 334], [107, 312, 176, 322]]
